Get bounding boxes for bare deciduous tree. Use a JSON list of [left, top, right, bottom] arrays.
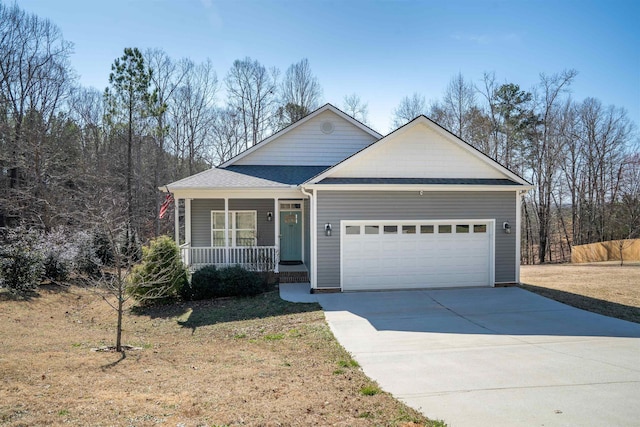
[[69, 86, 106, 167], [525, 69, 577, 263], [225, 57, 279, 149], [278, 58, 322, 126], [439, 72, 477, 140], [0, 2, 74, 228], [89, 191, 187, 352], [211, 107, 244, 165], [145, 49, 190, 235], [392, 93, 427, 128], [169, 58, 218, 175], [343, 93, 369, 124]]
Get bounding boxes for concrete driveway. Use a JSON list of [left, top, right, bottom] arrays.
[[280, 285, 640, 426]]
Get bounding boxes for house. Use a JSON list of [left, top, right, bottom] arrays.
[[164, 104, 532, 292]]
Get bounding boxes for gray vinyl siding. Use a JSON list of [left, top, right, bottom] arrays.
[[191, 199, 224, 247], [190, 199, 275, 247], [316, 191, 517, 288]]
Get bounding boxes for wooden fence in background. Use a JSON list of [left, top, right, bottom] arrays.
[[571, 239, 640, 263]]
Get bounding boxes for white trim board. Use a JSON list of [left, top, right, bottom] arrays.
[[303, 184, 532, 192]]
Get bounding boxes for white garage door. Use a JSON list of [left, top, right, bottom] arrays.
[[341, 220, 493, 291]]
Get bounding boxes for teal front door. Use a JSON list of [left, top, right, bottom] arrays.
[[280, 210, 302, 262]]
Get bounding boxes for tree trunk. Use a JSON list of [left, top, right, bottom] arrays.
[[116, 288, 123, 352], [127, 97, 134, 233], [116, 261, 124, 353]]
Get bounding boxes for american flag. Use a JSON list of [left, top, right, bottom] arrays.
[[159, 191, 174, 219]]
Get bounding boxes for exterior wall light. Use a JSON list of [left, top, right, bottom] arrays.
[[267, 211, 273, 222], [503, 222, 511, 234], [325, 223, 332, 236]]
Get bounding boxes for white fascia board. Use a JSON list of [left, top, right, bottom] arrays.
[[302, 184, 534, 192], [171, 188, 304, 200], [219, 104, 382, 168]]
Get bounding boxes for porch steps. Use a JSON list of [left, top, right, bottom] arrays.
[[278, 271, 310, 283]]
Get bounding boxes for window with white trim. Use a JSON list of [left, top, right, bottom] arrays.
[[211, 210, 257, 247]]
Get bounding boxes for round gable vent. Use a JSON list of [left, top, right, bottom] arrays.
[[321, 121, 334, 134]]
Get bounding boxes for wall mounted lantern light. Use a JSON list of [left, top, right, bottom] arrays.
[[325, 223, 332, 236], [267, 211, 273, 222], [503, 222, 511, 234]]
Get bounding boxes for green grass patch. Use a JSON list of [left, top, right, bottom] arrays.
[[287, 328, 302, 337], [333, 369, 345, 375], [394, 405, 446, 425], [357, 411, 374, 419], [360, 385, 381, 396], [264, 333, 284, 341], [57, 409, 69, 416], [337, 358, 359, 368]]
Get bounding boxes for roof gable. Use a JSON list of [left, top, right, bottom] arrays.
[[307, 116, 530, 186], [220, 104, 382, 167]]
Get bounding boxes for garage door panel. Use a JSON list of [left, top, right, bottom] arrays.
[[342, 220, 492, 291]]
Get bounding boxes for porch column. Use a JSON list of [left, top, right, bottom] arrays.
[[174, 197, 180, 245], [185, 198, 192, 246], [224, 197, 229, 264], [515, 190, 522, 284], [311, 189, 317, 289], [274, 198, 279, 273]]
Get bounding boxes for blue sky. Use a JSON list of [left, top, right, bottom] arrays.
[[16, 0, 640, 133]]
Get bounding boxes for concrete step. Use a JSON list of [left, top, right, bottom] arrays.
[[278, 271, 310, 283]]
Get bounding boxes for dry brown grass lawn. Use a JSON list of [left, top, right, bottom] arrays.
[[0, 285, 439, 427], [520, 262, 640, 323]]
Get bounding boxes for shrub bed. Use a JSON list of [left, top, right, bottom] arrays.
[[183, 265, 270, 300]]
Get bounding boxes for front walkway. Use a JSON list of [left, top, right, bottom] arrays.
[[278, 283, 316, 303], [280, 285, 640, 426]]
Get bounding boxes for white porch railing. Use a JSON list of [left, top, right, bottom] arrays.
[[180, 244, 278, 272]]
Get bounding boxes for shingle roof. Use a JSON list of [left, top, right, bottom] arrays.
[[167, 167, 290, 189], [316, 178, 521, 185], [225, 165, 331, 185]]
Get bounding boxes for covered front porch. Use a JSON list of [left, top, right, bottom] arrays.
[[173, 192, 310, 275]]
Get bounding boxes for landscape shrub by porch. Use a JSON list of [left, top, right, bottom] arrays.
[[128, 235, 188, 303], [184, 265, 268, 299], [216, 265, 268, 297], [182, 265, 219, 300]]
